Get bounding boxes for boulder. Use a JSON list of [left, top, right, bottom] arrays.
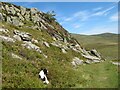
[[61, 48, 67, 53], [0, 13, 3, 21], [13, 35, 22, 41], [81, 53, 100, 60], [6, 16, 12, 23], [31, 38, 38, 43], [20, 6, 26, 16], [22, 41, 42, 53], [30, 8, 38, 15], [111, 62, 120, 66], [90, 49, 101, 58], [43, 42, 50, 48], [85, 60, 91, 64], [0, 35, 15, 42], [12, 53, 22, 60], [71, 57, 83, 66], [13, 30, 31, 41], [24, 11, 30, 21], [0, 28, 9, 33]]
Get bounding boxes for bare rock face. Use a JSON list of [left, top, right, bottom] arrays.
[[13, 30, 31, 41], [0, 28, 9, 33], [12, 53, 22, 60], [43, 41, 50, 48], [20, 6, 26, 16], [0, 35, 15, 42], [13, 35, 22, 41], [61, 48, 67, 53], [71, 57, 83, 66], [22, 41, 42, 53]]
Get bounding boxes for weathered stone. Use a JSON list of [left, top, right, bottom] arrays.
[[22, 41, 42, 53], [13, 30, 31, 41], [24, 11, 30, 21], [0, 28, 9, 33], [43, 42, 50, 48], [6, 16, 12, 23], [17, 12, 24, 21], [0, 35, 15, 42], [13, 35, 21, 41], [40, 22, 47, 30], [71, 57, 83, 66], [12, 53, 22, 60], [31, 38, 38, 43], [61, 48, 67, 53], [30, 8, 38, 15], [111, 62, 120, 66], [90, 49, 101, 58], [20, 6, 26, 15], [0, 13, 3, 21], [32, 14, 40, 23]]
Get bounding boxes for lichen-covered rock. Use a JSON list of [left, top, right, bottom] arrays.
[[13, 30, 31, 41], [0, 35, 15, 42], [13, 35, 22, 41], [71, 57, 83, 66], [12, 53, 22, 60], [22, 41, 42, 53], [20, 6, 26, 16], [61, 48, 67, 53], [43, 42, 50, 48], [0, 28, 9, 33]]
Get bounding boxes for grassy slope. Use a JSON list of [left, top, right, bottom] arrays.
[[71, 33, 118, 60], [1, 21, 118, 88]]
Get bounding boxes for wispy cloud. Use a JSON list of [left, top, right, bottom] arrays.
[[60, 5, 115, 24], [92, 6, 115, 16], [93, 7, 103, 11], [110, 13, 119, 22]]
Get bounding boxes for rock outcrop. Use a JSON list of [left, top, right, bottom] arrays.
[[0, 2, 103, 65]]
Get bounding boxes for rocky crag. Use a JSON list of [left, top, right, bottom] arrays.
[[0, 2, 105, 66]]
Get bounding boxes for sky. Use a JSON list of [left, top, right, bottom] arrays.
[[11, 2, 119, 35]]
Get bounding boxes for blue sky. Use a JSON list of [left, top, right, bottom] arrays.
[[11, 2, 118, 35]]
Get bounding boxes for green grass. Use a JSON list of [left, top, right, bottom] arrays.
[[1, 18, 118, 88], [71, 33, 118, 61]]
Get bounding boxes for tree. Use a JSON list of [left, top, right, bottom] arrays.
[[44, 11, 56, 22]]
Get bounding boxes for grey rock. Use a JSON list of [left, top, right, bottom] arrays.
[[81, 53, 100, 60], [90, 49, 101, 58], [40, 22, 47, 30], [93, 60, 101, 63], [43, 42, 50, 48], [20, 6, 26, 15], [12, 53, 22, 60], [13, 30, 31, 41], [0, 35, 15, 42], [61, 48, 67, 53], [13, 35, 22, 41], [85, 60, 92, 64], [0, 28, 9, 33], [24, 11, 30, 21], [31, 38, 38, 43], [6, 16, 12, 23], [0, 13, 3, 21], [17, 13, 24, 21], [30, 8, 38, 15], [22, 41, 42, 53], [111, 62, 120, 66], [71, 57, 83, 66]]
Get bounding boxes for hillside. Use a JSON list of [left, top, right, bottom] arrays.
[[0, 2, 118, 88], [71, 33, 118, 60]]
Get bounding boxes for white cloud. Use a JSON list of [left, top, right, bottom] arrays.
[[93, 7, 103, 11], [92, 6, 115, 16], [110, 13, 118, 22]]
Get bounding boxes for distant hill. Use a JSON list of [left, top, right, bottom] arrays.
[[71, 33, 118, 60]]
